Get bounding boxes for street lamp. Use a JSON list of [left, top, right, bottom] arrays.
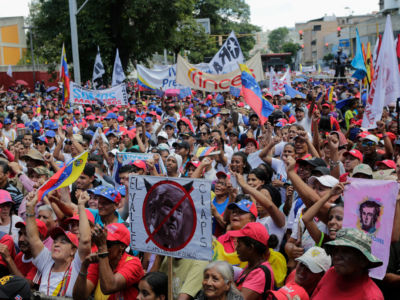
[[23, 26, 35, 85]]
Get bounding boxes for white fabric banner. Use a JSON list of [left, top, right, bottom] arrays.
[[137, 64, 186, 90], [69, 82, 128, 106], [129, 175, 212, 260], [209, 31, 244, 74], [111, 49, 126, 86], [6, 65, 12, 78], [343, 178, 398, 279], [176, 52, 264, 92], [362, 15, 400, 129]]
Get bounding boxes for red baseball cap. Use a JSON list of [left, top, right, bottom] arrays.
[[85, 107, 92, 112], [343, 149, 363, 162], [376, 159, 396, 169], [216, 171, 230, 180], [106, 223, 130, 246], [229, 222, 269, 246], [186, 161, 200, 169], [117, 116, 124, 122], [244, 138, 259, 149], [73, 110, 80, 115], [132, 160, 146, 170], [65, 209, 95, 225], [322, 103, 330, 108], [16, 219, 48, 239], [267, 283, 309, 300], [237, 102, 244, 107], [50, 227, 79, 248], [86, 115, 96, 121], [0, 190, 14, 205]]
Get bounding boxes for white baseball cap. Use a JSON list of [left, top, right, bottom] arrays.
[[361, 134, 379, 144], [308, 175, 339, 188], [295, 246, 331, 273], [157, 131, 168, 139]]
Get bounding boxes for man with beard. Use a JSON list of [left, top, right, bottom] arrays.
[[0, 219, 47, 286]]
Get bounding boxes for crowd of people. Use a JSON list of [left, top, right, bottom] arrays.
[[0, 78, 397, 300]]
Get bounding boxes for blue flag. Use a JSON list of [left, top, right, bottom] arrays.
[[230, 86, 241, 97], [351, 28, 367, 80]]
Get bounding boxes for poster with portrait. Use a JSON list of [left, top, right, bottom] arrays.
[[343, 178, 399, 279], [129, 175, 213, 261]]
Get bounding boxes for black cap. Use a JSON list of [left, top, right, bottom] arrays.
[[298, 157, 327, 168], [173, 141, 190, 149], [249, 113, 259, 119], [312, 166, 331, 176], [0, 275, 31, 300]]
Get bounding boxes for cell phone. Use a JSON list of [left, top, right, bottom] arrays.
[[283, 182, 291, 187]]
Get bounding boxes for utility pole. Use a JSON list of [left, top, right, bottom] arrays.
[[23, 26, 35, 85]]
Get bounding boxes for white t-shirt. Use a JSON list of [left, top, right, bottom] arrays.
[[33, 247, 82, 297], [0, 215, 23, 244], [295, 114, 312, 135], [257, 216, 286, 251], [2, 128, 16, 142]]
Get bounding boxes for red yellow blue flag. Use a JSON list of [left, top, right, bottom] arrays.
[[60, 44, 70, 105], [239, 64, 274, 124], [37, 151, 88, 201]]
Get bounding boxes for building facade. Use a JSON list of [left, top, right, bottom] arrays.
[[0, 17, 27, 66]]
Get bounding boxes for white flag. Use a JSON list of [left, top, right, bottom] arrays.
[[269, 67, 290, 95], [6, 65, 12, 78], [111, 49, 126, 86], [89, 127, 108, 150], [281, 68, 291, 88], [362, 15, 400, 129], [373, 35, 380, 68], [209, 31, 244, 74], [92, 46, 105, 88]]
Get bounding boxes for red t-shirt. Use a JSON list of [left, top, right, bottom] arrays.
[[87, 252, 144, 300], [14, 252, 37, 281], [0, 234, 15, 267], [311, 267, 383, 300]]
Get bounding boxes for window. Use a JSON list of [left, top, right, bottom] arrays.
[[311, 40, 316, 46], [313, 25, 321, 31]]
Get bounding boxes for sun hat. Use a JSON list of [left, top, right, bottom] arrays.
[[267, 282, 309, 300], [308, 175, 339, 188], [295, 246, 331, 273], [324, 228, 383, 269], [229, 222, 268, 246], [227, 199, 258, 218], [351, 163, 373, 177]]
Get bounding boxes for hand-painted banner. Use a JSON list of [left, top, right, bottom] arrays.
[[69, 82, 128, 106], [129, 175, 212, 260], [176, 52, 264, 92], [343, 178, 399, 279], [137, 64, 186, 90], [269, 68, 291, 95]]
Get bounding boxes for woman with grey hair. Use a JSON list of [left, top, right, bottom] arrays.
[[195, 261, 243, 300]]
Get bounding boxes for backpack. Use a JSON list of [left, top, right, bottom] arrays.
[[236, 264, 273, 300]]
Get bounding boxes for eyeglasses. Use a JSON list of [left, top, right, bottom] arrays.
[[215, 181, 226, 186], [65, 140, 72, 145], [200, 132, 208, 136], [362, 141, 376, 147], [106, 241, 122, 248]]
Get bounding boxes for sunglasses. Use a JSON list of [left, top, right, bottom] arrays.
[[362, 141, 376, 147], [200, 132, 208, 136], [36, 141, 45, 145]]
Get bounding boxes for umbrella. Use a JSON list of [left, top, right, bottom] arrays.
[[15, 80, 28, 86], [46, 86, 57, 92]]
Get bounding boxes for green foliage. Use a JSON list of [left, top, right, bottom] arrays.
[[323, 53, 334, 64], [28, 0, 260, 81], [268, 27, 289, 53], [281, 42, 301, 64]]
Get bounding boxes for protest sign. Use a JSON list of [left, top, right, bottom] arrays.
[[176, 52, 264, 92], [129, 175, 212, 261], [112, 152, 166, 181], [69, 82, 128, 106], [209, 31, 244, 74], [343, 178, 399, 279], [137, 64, 186, 90], [269, 68, 291, 95]]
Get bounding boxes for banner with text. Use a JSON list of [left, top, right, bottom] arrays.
[[343, 178, 398, 279], [176, 52, 264, 92], [70, 82, 128, 106], [137, 64, 186, 90], [129, 175, 212, 260]]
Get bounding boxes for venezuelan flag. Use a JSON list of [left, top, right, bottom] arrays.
[[60, 44, 70, 105], [239, 64, 274, 124], [37, 151, 88, 201], [328, 86, 334, 102]]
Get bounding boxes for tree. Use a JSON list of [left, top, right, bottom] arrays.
[[281, 42, 301, 65], [28, 0, 196, 82], [268, 27, 289, 53], [323, 53, 334, 66]]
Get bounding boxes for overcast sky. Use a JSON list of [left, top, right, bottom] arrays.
[[1, 0, 380, 31]]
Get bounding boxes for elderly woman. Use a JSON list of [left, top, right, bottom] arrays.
[[195, 261, 243, 300], [166, 153, 182, 177]]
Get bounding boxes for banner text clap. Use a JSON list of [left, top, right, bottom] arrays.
[[129, 175, 212, 261]]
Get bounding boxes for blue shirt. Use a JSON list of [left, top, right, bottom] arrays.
[[88, 208, 126, 227], [212, 196, 229, 234]]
